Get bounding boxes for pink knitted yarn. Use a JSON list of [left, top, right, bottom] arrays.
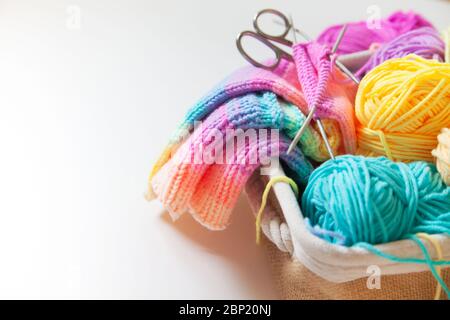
[[292, 42, 358, 153], [293, 42, 332, 114], [317, 11, 434, 55]]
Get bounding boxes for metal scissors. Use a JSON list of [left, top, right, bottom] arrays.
[[237, 9, 360, 82], [237, 9, 361, 160], [236, 9, 297, 71], [237, 9, 339, 159]]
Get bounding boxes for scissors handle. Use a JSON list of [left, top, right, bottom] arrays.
[[253, 8, 292, 46], [236, 31, 293, 71]]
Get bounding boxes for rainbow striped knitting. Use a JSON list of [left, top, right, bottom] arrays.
[[187, 134, 309, 229], [149, 92, 334, 229], [148, 59, 357, 197]]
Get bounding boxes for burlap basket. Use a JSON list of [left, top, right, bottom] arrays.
[[245, 166, 450, 300], [263, 240, 450, 299]]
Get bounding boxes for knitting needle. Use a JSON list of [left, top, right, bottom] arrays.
[[286, 16, 334, 159], [335, 59, 360, 83], [287, 101, 337, 159], [329, 24, 360, 84], [273, 19, 312, 41], [331, 24, 347, 53], [287, 15, 313, 155], [274, 20, 360, 84], [286, 104, 317, 155], [317, 121, 335, 160], [336, 49, 374, 72], [287, 25, 348, 157], [331, 26, 361, 84], [289, 14, 298, 44]]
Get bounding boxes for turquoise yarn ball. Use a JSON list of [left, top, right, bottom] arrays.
[[301, 155, 450, 246]]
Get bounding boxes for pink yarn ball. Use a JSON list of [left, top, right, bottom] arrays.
[[316, 11, 434, 54]]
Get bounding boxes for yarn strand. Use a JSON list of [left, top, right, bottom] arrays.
[[255, 176, 299, 244], [357, 235, 450, 299], [416, 233, 444, 300]]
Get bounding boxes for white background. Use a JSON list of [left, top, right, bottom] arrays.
[[0, 0, 448, 299]]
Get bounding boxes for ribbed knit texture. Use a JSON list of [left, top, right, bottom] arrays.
[[188, 134, 312, 229], [293, 42, 358, 153], [148, 59, 356, 188], [150, 92, 323, 228]]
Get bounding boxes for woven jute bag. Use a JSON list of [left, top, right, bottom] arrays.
[[245, 167, 450, 300]]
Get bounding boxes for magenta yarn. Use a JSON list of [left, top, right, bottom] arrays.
[[356, 27, 445, 77], [292, 42, 333, 118], [317, 11, 434, 55]]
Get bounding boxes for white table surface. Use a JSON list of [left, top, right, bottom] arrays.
[[0, 0, 447, 299]]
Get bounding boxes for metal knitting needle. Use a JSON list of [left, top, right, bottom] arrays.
[[274, 20, 360, 84], [273, 19, 312, 41], [289, 14, 298, 43], [316, 121, 335, 160], [335, 59, 360, 84], [286, 103, 317, 155], [331, 24, 347, 53], [329, 24, 360, 84], [286, 16, 334, 159], [287, 103, 336, 159], [287, 25, 349, 157], [287, 14, 313, 155]]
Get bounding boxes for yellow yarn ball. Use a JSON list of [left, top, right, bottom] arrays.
[[355, 55, 450, 162], [432, 128, 450, 186]]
